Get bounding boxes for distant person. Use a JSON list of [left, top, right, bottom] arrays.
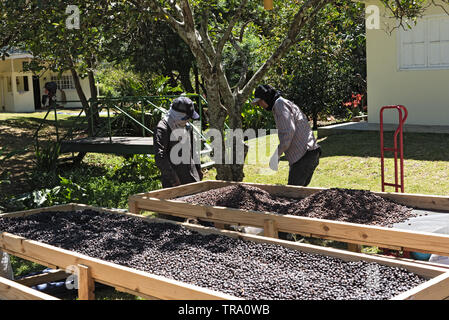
[[252, 84, 321, 186], [154, 97, 203, 188], [42, 81, 58, 109]]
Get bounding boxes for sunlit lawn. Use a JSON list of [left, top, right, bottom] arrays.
[[204, 131, 449, 196]]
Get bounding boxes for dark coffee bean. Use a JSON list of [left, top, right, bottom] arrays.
[[0, 210, 426, 300], [177, 185, 417, 227]]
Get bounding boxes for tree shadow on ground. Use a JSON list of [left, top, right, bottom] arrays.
[[317, 131, 449, 162]]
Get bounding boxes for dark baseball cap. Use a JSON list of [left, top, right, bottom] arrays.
[[251, 84, 272, 104], [170, 97, 200, 120]]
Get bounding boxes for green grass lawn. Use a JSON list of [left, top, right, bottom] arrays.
[[204, 131, 449, 196]]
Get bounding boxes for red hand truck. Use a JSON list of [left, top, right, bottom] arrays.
[[380, 105, 408, 193]]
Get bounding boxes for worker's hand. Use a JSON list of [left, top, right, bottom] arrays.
[[269, 152, 279, 171]]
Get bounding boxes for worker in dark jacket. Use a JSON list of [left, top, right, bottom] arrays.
[[252, 84, 321, 186], [155, 97, 203, 188]]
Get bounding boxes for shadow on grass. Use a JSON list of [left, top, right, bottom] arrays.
[[318, 131, 449, 162]]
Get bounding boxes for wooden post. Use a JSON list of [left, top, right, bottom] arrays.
[[0, 276, 59, 300], [78, 264, 95, 300], [264, 219, 278, 238], [128, 199, 139, 214], [214, 223, 226, 230], [347, 243, 362, 253]]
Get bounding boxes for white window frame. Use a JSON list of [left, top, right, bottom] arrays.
[[50, 75, 75, 90], [398, 14, 449, 71]]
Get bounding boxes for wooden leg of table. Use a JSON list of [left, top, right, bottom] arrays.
[[128, 200, 139, 214], [347, 243, 362, 253], [214, 223, 226, 229], [78, 264, 95, 300], [264, 219, 278, 239]]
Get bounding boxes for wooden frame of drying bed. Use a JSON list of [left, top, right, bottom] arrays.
[[2, 203, 449, 300], [0, 204, 238, 301], [128, 180, 449, 256]]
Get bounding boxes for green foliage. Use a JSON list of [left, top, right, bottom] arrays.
[[111, 155, 160, 182], [34, 143, 60, 172], [3, 155, 162, 212], [10, 256, 47, 278], [240, 100, 275, 131], [96, 62, 185, 98], [269, 1, 367, 128], [96, 64, 148, 97], [123, 19, 196, 93]]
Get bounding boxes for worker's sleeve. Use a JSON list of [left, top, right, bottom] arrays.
[[154, 125, 180, 186], [273, 101, 296, 156]]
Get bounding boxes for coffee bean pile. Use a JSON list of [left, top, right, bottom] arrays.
[[0, 210, 426, 300], [176, 185, 416, 227]]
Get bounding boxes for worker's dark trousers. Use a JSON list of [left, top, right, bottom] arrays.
[[287, 148, 321, 187]]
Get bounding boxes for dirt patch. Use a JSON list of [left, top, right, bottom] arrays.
[[176, 184, 416, 227], [0, 209, 426, 300], [0, 115, 75, 200], [0, 122, 39, 198]]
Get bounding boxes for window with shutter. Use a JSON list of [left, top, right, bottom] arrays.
[[399, 16, 449, 70], [50, 75, 75, 90]]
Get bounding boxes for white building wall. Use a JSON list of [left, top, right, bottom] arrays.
[[10, 71, 35, 112], [0, 56, 93, 112], [366, 0, 449, 126]]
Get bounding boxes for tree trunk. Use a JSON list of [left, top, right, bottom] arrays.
[[205, 79, 247, 182], [312, 112, 318, 130], [194, 64, 200, 94], [70, 65, 95, 137], [203, 78, 233, 181], [87, 69, 100, 126], [178, 66, 194, 93]]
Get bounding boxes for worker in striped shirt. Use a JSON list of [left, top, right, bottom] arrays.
[[252, 84, 321, 186]]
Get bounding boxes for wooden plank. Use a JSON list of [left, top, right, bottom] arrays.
[[112, 284, 159, 300], [0, 232, 240, 300], [144, 180, 449, 211], [0, 276, 60, 300], [380, 192, 449, 212], [214, 181, 449, 211], [16, 270, 68, 287], [205, 181, 324, 199], [263, 219, 278, 238], [1, 249, 59, 271], [130, 180, 215, 201], [392, 272, 449, 300], [3, 203, 449, 299], [132, 196, 449, 256], [371, 254, 449, 270], [60, 137, 154, 155], [78, 264, 95, 300], [0, 204, 75, 218]]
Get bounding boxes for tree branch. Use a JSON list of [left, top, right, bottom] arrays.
[[199, 9, 217, 58], [230, 36, 248, 91], [241, 0, 331, 100], [214, 0, 249, 62]]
